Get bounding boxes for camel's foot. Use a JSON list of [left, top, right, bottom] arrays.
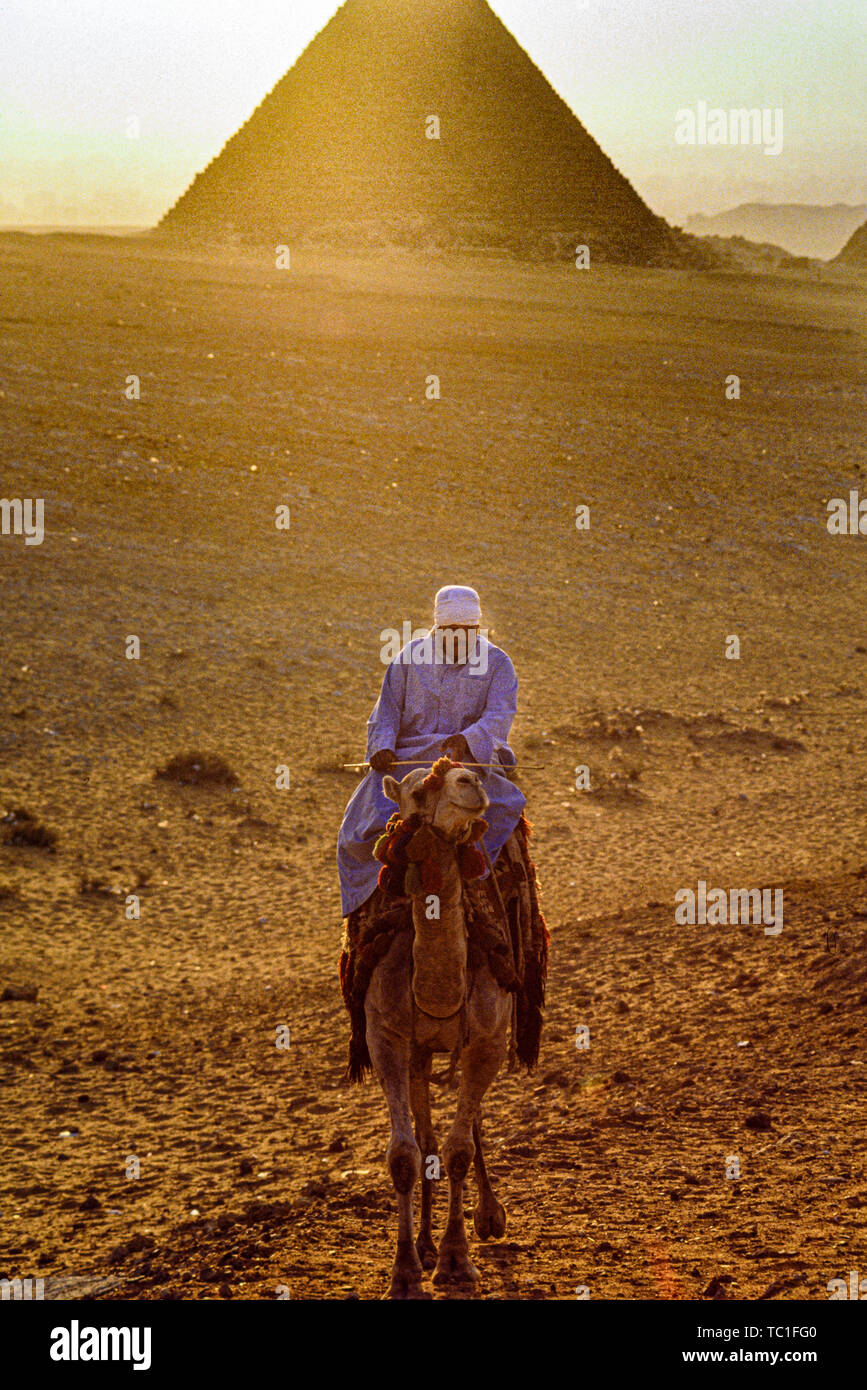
[[473, 1196, 507, 1241], [416, 1231, 438, 1271], [433, 1246, 480, 1287], [384, 1241, 427, 1300], [383, 1274, 429, 1300]]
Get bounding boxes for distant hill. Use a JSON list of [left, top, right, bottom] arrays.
[[697, 235, 815, 274], [833, 218, 867, 267], [159, 0, 708, 267], [686, 203, 866, 261], [0, 225, 149, 238]]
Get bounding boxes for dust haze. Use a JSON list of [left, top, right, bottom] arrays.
[[1, 0, 865, 1304]]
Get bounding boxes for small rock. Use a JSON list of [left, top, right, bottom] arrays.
[[130, 1233, 156, 1251], [745, 1111, 772, 1131], [1, 984, 39, 1003], [540, 1069, 570, 1088], [301, 1180, 328, 1199], [702, 1274, 735, 1298], [621, 1105, 651, 1122]]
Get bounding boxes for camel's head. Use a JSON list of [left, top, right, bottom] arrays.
[[383, 757, 489, 844]]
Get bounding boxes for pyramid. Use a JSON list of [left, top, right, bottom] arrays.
[[833, 218, 867, 267], [158, 0, 694, 266]]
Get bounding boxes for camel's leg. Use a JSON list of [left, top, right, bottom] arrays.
[[410, 1050, 437, 1270], [472, 1109, 507, 1240], [367, 1024, 425, 1299], [434, 1036, 507, 1287]]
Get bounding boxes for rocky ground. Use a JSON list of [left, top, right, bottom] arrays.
[[0, 235, 864, 1298]]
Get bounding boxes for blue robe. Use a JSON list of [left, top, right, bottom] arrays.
[[337, 635, 526, 915]]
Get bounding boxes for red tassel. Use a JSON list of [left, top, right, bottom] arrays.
[[423, 755, 455, 791], [458, 843, 486, 879]]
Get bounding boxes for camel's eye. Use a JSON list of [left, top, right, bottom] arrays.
[[458, 775, 471, 784]]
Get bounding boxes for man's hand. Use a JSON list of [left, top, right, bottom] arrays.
[[440, 734, 470, 762], [369, 749, 396, 773]]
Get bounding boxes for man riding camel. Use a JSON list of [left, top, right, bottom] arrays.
[[337, 585, 526, 916], [337, 585, 548, 1084]]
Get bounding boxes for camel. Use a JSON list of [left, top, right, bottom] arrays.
[[364, 761, 513, 1298]]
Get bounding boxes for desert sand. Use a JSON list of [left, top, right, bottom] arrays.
[[0, 234, 864, 1299]]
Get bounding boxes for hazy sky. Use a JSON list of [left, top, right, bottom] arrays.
[[1, 0, 864, 226]]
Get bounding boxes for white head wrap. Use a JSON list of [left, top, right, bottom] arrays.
[[433, 585, 482, 627]]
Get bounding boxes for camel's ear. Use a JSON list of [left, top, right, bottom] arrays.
[[382, 775, 401, 805]]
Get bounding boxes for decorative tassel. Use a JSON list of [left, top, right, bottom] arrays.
[[378, 863, 404, 896], [422, 754, 454, 791], [458, 843, 486, 879]]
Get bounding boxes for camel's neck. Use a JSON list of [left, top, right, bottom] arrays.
[[410, 852, 466, 1019]]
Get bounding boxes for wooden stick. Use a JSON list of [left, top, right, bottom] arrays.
[[340, 760, 537, 772]]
